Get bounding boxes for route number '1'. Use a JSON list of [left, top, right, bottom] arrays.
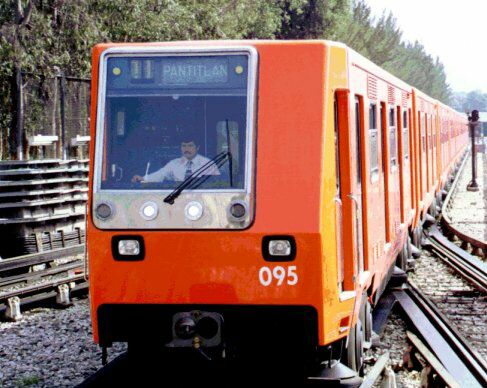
[[258, 266, 298, 286]]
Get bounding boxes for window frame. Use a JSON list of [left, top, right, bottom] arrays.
[[388, 106, 397, 171], [93, 46, 258, 195], [368, 103, 379, 183]]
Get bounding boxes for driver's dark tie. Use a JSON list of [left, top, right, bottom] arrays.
[[184, 161, 193, 180]]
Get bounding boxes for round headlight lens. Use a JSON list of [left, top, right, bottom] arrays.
[[228, 201, 248, 221], [95, 203, 113, 220], [185, 201, 203, 221], [230, 203, 246, 219], [140, 202, 158, 220]]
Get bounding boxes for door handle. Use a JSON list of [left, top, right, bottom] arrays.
[[348, 193, 359, 207], [348, 194, 361, 219], [334, 196, 342, 206]]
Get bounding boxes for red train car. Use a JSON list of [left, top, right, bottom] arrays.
[[87, 40, 468, 384]]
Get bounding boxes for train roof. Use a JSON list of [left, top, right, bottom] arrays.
[[92, 39, 465, 119]]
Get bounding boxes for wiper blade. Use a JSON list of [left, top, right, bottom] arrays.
[[163, 152, 230, 205]]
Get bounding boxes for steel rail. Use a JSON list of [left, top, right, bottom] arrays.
[[426, 225, 487, 293], [393, 281, 487, 387], [441, 151, 486, 254]]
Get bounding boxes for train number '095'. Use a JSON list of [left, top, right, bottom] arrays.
[[258, 266, 298, 286]]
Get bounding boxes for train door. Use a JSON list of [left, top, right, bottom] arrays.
[[388, 106, 400, 237], [334, 97, 345, 292], [426, 114, 432, 190], [380, 102, 390, 242], [335, 90, 363, 291], [353, 96, 365, 274], [419, 112, 426, 200], [408, 109, 416, 212], [398, 107, 411, 224], [432, 115, 437, 187]]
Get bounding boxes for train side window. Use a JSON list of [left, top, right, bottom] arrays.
[[369, 103, 379, 182], [389, 107, 397, 170], [403, 110, 409, 160]]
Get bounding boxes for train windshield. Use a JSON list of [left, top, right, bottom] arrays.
[[99, 54, 250, 191]]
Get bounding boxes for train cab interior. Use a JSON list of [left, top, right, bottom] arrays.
[[101, 55, 249, 191]]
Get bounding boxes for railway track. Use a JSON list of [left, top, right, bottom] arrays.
[[441, 151, 486, 258], [426, 225, 487, 293], [394, 281, 487, 387], [0, 244, 87, 320]]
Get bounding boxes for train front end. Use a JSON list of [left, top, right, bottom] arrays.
[[88, 41, 347, 374]]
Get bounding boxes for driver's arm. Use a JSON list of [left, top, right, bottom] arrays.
[[142, 161, 173, 182]]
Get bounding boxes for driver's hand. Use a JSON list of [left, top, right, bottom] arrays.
[[131, 175, 144, 183]]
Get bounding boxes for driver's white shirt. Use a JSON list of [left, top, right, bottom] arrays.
[[143, 154, 220, 182]]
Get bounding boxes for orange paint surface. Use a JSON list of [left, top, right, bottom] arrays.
[[88, 40, 468, 349]]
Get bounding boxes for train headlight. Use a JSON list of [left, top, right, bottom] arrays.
[[95, 202, 113, 220], [112, 235, 145, 261], [262, 236, 296, 262], [227, 200, 248, 222], [185, 201, 203, 221], [269, 240, 291, 256], [140, 202, 158, 220], [118, 240, 140, 256]]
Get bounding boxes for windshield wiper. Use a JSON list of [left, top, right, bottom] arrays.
[[163, 151, 231, 205]]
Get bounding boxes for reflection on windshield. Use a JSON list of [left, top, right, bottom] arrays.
[[100, 55, 249, 191]]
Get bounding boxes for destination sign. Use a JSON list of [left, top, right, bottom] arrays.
[[161, 58, 229, 85]]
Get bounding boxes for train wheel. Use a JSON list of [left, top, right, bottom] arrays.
[[359, 294, 373, 345], [343, 321, 364, 375], [412, 226, 422, 248], [406, 237, 413, 261], [396, 243, 408, 271], [354, 321, 364, 375], [363, 300, 373, 345], [428, 198, 438, 218]]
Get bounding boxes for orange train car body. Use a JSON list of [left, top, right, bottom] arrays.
[[87, 40, 468, 378]]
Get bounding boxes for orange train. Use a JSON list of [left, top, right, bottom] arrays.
[[87, 40, 467, 382]]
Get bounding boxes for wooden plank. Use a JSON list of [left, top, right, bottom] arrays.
[[360, 352, 390, 388], [0, 210, 86, 225], [0, 245, 84, 272], [0, 177, 88, 188], [0, 166, 88, 176], [406, 331, 460, 388]]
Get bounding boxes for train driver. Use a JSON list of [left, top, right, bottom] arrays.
[[131, 138, 220, 183]]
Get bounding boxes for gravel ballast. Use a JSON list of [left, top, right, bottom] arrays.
[[0, 297, 126, 387]]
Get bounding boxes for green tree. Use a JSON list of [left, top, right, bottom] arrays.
[[0, 0, 309, 158], [337, 1, 451, 104], [278, 0, 349, 40]]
